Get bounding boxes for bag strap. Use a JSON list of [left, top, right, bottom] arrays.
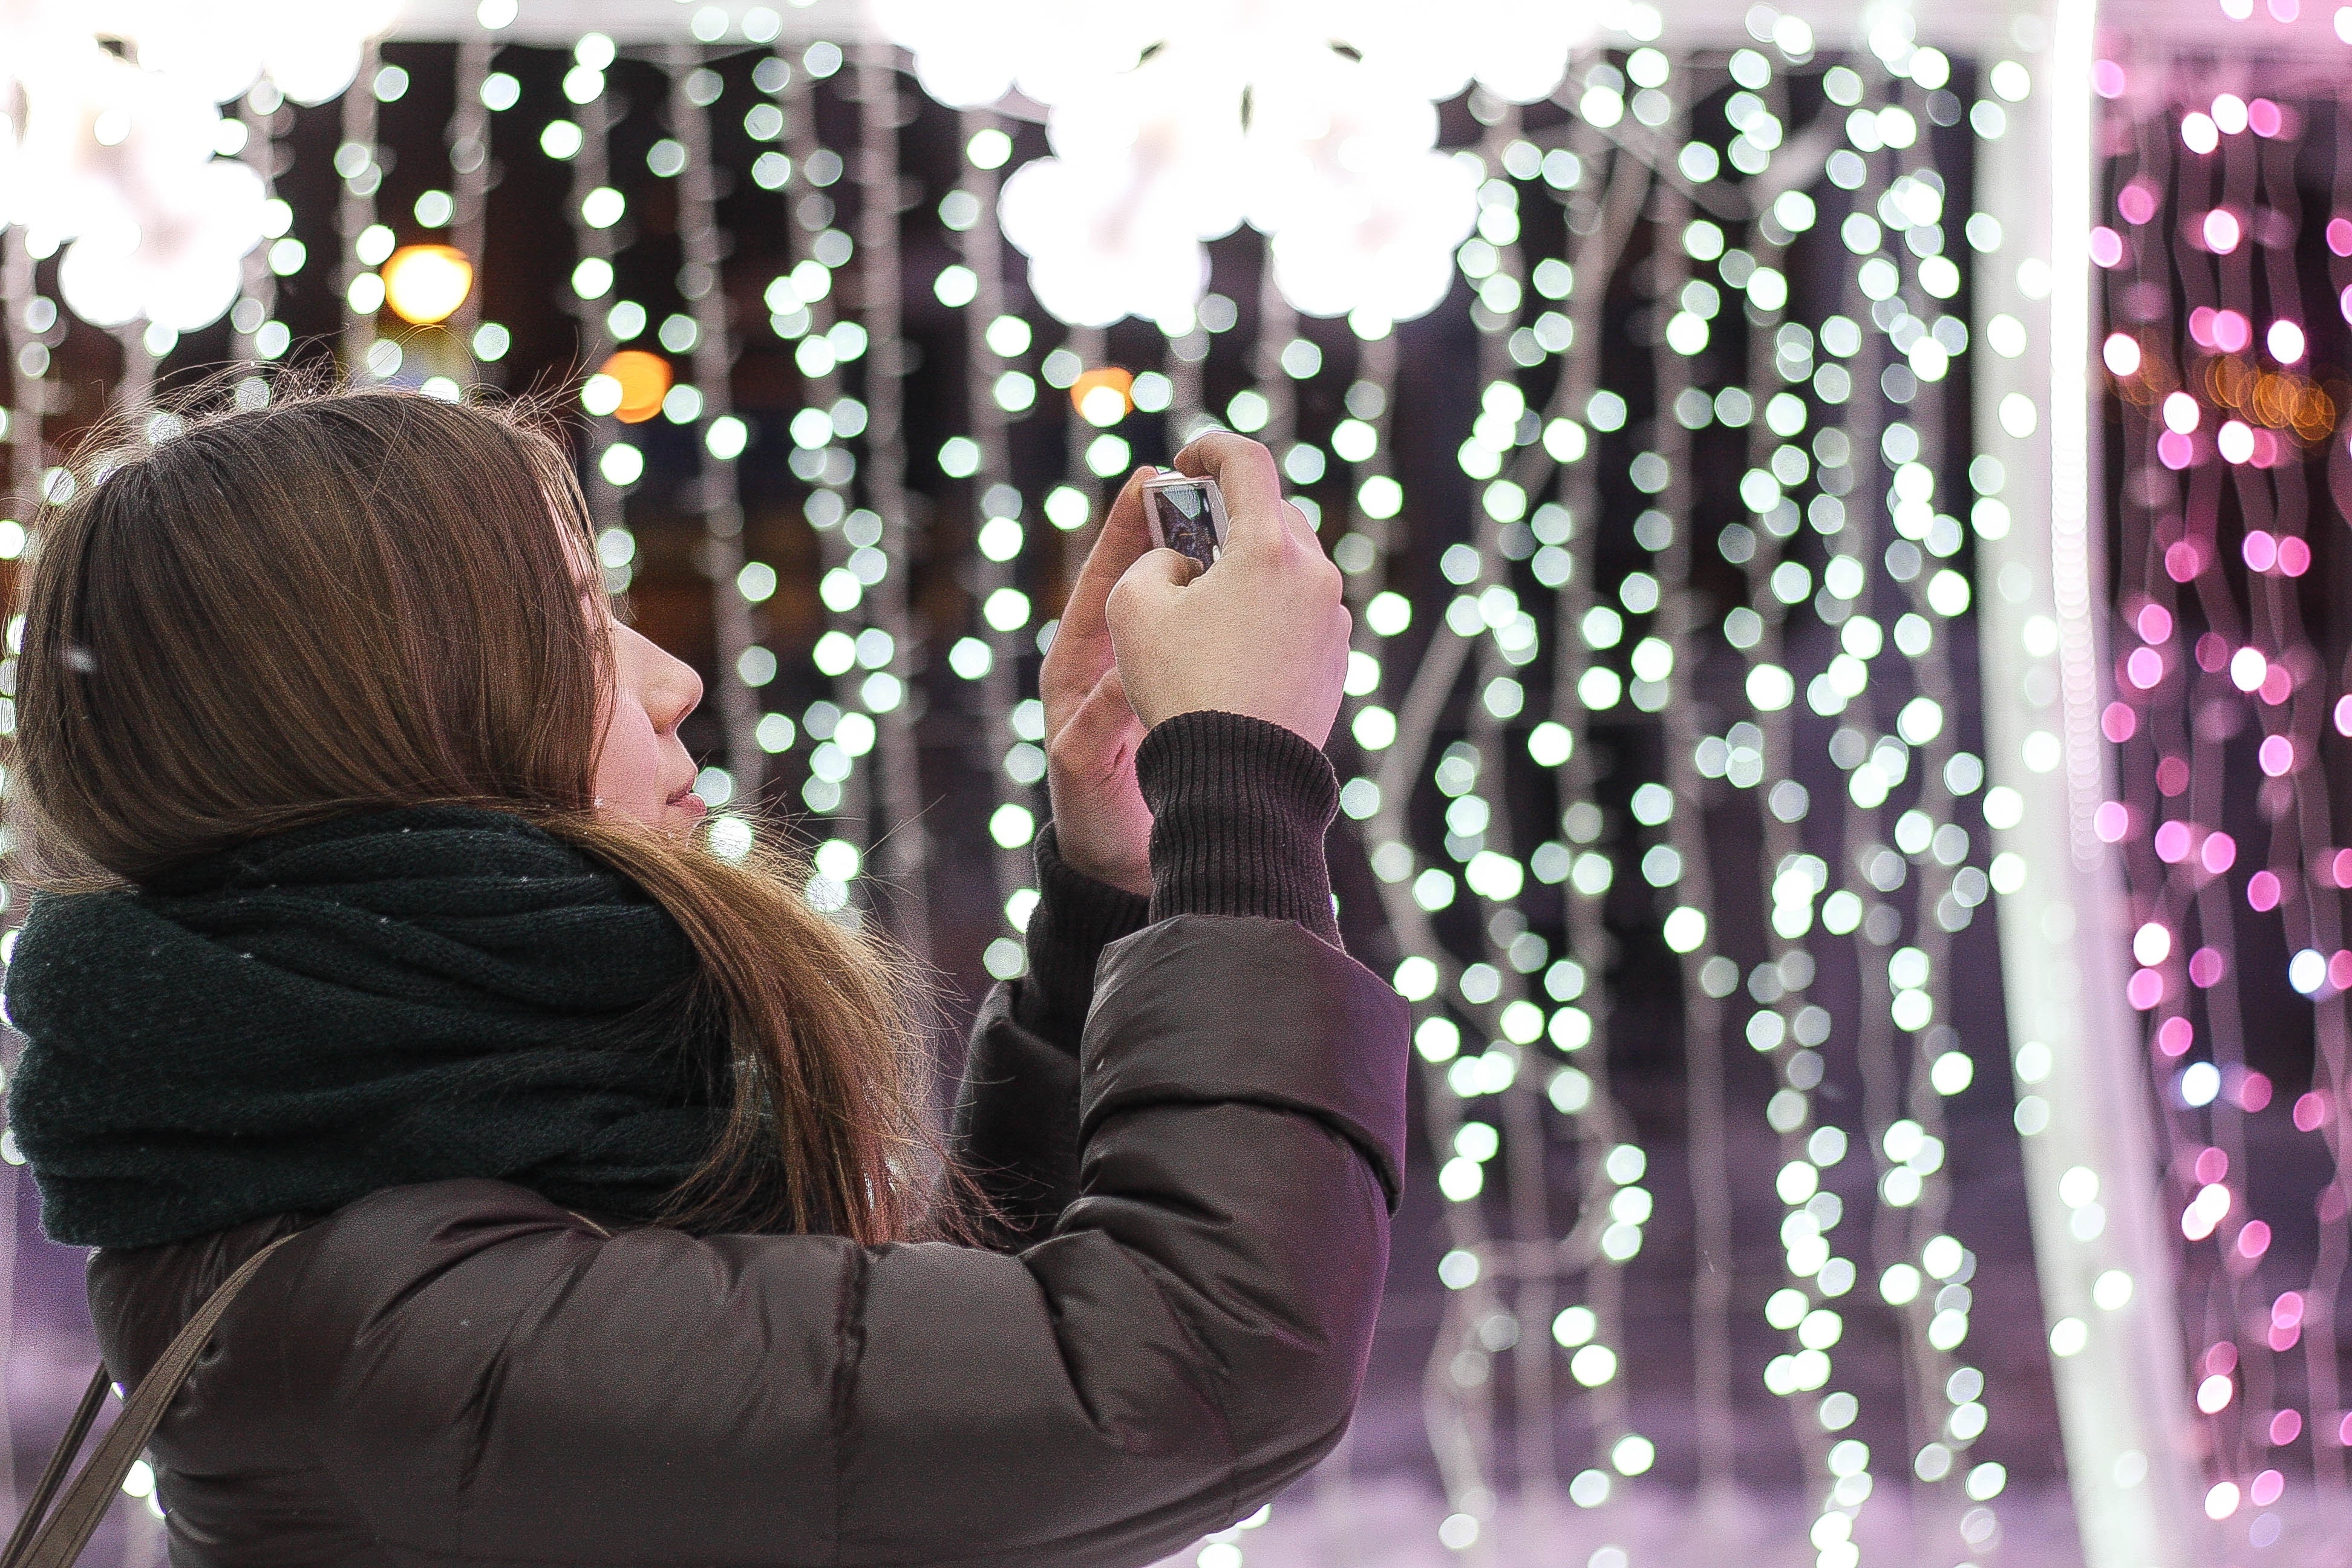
[[1, 1370, 110, 1566], [2, 1230, 302, 1568]]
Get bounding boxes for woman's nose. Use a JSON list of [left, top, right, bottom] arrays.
[[659, 655, 704, 733]]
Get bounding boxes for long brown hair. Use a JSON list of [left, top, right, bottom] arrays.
[[8, 376, 949, 1245]]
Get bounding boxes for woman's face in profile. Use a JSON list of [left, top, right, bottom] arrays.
[[566, 524, 705, 834]]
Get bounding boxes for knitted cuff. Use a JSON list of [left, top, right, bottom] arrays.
[[1013, 822, 1152, 1049], [1135, 710, 1341, 945]]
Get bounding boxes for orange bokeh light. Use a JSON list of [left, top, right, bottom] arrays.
[[381, 244, 474, 325], [599, 350, 672, 423], [1069, 365, 1134, 420]]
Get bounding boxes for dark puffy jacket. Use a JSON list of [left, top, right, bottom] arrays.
[[85, 913, 1408, 1566]]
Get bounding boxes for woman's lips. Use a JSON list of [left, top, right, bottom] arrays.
[[670, 790, 706, 818]]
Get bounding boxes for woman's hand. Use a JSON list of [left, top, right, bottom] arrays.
[[1106, 434, 1350, 748], [1038, 467, 1161, 898]]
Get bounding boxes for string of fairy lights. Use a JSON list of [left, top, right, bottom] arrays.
[[661, 48, 756, 802], [946, 105, 1044, 986], [1756, 28, 2001, 1560], [2093, 57, 2352, 1548], [1389, 100, 1607, 1534], [7, 4, 2339, 1560], [1364, 30, 1872, 1568], [1812, 36, 2006, 1557], [558, 42, 622, 545], [779, 39, 903, 920]]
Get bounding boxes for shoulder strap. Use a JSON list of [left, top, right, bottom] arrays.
[[1, 1229, 302, 1568]]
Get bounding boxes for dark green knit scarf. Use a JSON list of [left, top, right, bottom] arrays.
[[4, 804, 754, 1250]]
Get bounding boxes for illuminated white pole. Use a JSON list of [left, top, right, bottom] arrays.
[[1970, 1, 2206, 1560]]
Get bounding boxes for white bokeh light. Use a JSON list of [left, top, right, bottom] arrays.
[[96, 0, 399, 106], [877, 0, 1634, 325], [0, 1, 393, 331]]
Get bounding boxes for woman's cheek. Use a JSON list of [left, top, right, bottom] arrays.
[[594, 706, 664, 812]]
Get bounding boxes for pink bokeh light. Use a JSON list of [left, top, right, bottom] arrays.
[[2249, 869, 2282, 912], [2158, 1016, 2197, 1057]]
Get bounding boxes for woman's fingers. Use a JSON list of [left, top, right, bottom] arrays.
[[1057, 466, 1158, 651], [1171, 433, 1286, 550], [1107, 451, 1348, 748], [1042, 466, 1157, 734], [1106, 545, 1199, 630]]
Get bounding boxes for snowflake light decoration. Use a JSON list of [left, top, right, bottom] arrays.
[[0, 0, 393, 332], [874, 0, 1662, 329]]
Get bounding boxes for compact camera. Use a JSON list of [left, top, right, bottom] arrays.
[[1142, 474, 1229, 572]]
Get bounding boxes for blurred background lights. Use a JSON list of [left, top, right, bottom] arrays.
[[595, 351, 674, 423], [2, 1, 2344, 1560], [1068, 365, 1133, 424], [381, 244, 474, 325]]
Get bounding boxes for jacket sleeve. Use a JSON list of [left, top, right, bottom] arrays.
[[949, 823, 1148, 1250], [949, 710, 1345, 1253], [281, 915, 1408, 1568]]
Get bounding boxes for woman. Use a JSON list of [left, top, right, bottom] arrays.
[[1, 388, 1406, 1565]]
